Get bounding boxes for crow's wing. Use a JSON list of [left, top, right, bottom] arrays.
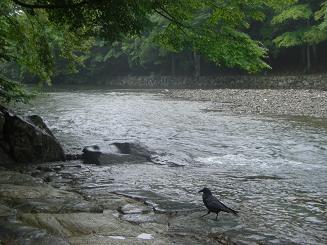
[[205, 195, 234, 213]]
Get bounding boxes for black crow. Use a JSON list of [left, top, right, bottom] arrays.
[[199, 187, 238, 220]]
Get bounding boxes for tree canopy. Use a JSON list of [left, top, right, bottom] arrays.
[[1, 0, 327, 103]]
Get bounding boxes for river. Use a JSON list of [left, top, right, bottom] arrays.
[[20, 89, 327, 244]]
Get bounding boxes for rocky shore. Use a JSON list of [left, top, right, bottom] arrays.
[[0, 106, 235, 245], [169, 89, 327, 118], [0, 162, 235, 245]]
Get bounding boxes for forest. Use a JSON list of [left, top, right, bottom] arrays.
[[1, 0, 327, 102]]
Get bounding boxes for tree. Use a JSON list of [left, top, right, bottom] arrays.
[[272, 0, 327, 72], [93, 15, 183, 77], [1, 0, 291, 102], [105, 0, 279, 76], [0, 0, 92, 102], [316, 1, 327, 31]]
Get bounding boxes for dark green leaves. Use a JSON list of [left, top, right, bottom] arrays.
[[272, 1, 327, 48], [0, 75, 34, 103]]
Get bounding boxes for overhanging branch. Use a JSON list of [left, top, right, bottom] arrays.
[[12, 0, 89, 9], [153, 8, 189, 35]]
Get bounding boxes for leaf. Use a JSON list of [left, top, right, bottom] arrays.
[[272, 4, 312, 25], [273, 31, 304, 47]]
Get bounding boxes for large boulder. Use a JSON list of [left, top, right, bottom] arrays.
[[0, 106, 65, 164], [0, 108, 15, 165], [27, 115, 55, 137]]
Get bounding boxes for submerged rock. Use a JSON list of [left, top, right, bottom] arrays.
[[81, 142, 192, 167], [112, 142, 152, 161], [0, 106, 65, 164], [81, 142, 152, 165], [150, 151, 193, 167], [99, 152, 148, 164], [82, 145, 102, 164]]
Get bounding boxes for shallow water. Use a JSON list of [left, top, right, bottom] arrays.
[[20, 89, 327, 244]]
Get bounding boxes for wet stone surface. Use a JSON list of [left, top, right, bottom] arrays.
[[0, 163, 235, 245]]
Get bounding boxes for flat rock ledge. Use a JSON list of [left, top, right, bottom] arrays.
[[0, 165, 235, 245], [169, 89, 327, 118]]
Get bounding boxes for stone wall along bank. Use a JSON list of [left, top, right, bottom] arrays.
[[98, 75, 327, 90]]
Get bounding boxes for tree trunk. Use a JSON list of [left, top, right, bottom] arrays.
[[301, 46, 306, 67], [193, 51, 200, 78], [306, 44, 311, 73], [171, 53, 176, 76], [312, 44, 317, 61], [305, 19, 311, 73]]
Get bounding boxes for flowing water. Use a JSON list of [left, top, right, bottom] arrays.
[[20, 89, 327, 244]]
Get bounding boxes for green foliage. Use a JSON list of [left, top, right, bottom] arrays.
[[98, 0, 277, 74], [273, 30, 306, 47], [0, 75, 34, 103], [1, 0, 164, 102], [106, 16, 171, 67], [304, 25, 327, 44], [272, 1, 327, 48], [2, 0, 327, 103], [198, 28, 270, 72], [45, 0, 154, 42], [155, 0, 274, 72], [316, 1, 327, 30], [271, 4, 312, 24], [0, 0, 93, 102], [0, 1, 53, 82]]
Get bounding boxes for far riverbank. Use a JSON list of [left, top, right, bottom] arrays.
[[169, 89, 327, 118]]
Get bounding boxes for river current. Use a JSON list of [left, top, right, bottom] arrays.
[[20, 89, 327, 244]]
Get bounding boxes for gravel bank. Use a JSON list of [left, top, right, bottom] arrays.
[[170, 89, 327, 118]]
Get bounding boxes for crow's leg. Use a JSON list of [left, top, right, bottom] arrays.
[[201, 211, 210, 218], [215, 212, 219, 221]]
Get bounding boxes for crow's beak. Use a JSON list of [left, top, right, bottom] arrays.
[[198, 189, 203, 193]]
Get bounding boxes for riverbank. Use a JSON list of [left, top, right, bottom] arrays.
[[57, 74, 327, 90], [0, 163, 234, 245], [169, 89, 327, 118]]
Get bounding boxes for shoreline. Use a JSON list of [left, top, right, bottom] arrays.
[[0, 162, 233, 245], [168, 89, 327, 119], [27, 73, 327, 91]]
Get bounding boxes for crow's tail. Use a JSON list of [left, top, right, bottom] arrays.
[[228, 208, 239, 216]]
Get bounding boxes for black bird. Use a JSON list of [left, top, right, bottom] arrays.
[[199, 187, 238, 220]]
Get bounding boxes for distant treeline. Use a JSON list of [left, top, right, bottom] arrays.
[[2, 0, 327, 92], [53, 41, 327, 85], [47, 0, 327, 84]]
